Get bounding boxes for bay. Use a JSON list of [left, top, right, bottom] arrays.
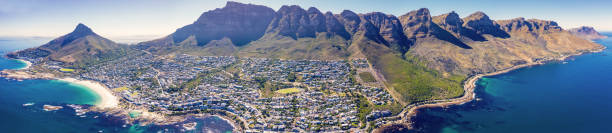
[[0, 37, 234, 133]]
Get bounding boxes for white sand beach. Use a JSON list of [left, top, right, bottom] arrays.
[[60, 78, 118, 108], [16, 59, 31, 70]]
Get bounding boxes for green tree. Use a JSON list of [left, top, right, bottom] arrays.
[[287, 72, 297, 82]]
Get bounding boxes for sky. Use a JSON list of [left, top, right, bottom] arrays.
[[1, 0, 611, 43]]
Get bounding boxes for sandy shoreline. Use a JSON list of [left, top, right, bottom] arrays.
[[15, 59, 31, 70], [59, 78, 119, 108], [0, 68, 244, 130]]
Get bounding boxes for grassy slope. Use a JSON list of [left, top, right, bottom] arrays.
[[358, 72, 377, 83], [351, 36, 465, 105], [237, 33, 350, 60]]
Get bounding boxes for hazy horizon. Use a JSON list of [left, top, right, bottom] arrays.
[[2, 0, 611, 43]]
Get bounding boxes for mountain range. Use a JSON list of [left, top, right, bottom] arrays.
[[10, 1, 605, 104], [569, 26, 608, 40]]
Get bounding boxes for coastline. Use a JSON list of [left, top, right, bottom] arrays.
[[15, 59, 31, 70], [375, 46, 607, 131], [59, 78, 119, 108], [0, 69, 243, 131]]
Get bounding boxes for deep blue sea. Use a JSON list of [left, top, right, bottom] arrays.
[[411, 33, 612, 133], [0, 37, 233, 133]]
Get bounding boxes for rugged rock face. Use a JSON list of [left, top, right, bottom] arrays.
[[568, 26, 608, 40], [400, 9, 472, 49], [432, 11, 486, 41], [360, 12, 411, 53], [462, 12, 510, 38], [10, 23, 121, 63], [399, 8, 434, 39], [324, 12, 351, 39], [136, 1, 603, 76], [409, 17, 603, 75], [497, 17, 563, 34], [171, 1, 275, 46], [266, 5, 316, 38], [266, 6, 350, 39], [337, 10, 361, 35]]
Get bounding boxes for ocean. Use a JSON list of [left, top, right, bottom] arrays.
[[410, 33, 612, 133], [0, 37, 233, 133]]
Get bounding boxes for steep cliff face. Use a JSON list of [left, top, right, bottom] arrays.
[[568, 26, 608, 40], [337, 10, 361, 35], [400, 9, 472, 49], [408, 17, 603, 75], [432, 11, 486, 41], [264, 6, 351, 40], [139, 1, 275, 51], [462, 12, 510, 38], [497, 17, 563, 34], [173, 1, 275, 46], [10, 23, 122, 63], [399, 8, 434, 39], [266, 5, 317, 38], [238, 5, 352, 60], [360, 12, 411, 53]]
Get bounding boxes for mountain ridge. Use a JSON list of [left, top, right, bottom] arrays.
[[132, 1, 603, 105], [569, 26, 608, 40], [12, 1, 603, 108]]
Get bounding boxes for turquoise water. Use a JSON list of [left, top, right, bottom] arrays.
[[411, 33, 612, 133], [0, 37, 233, 133]]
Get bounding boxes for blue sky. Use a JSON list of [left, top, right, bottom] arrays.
[[1, 0, 610, 43]]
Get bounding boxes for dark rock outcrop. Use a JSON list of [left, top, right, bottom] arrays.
[[400, 9, 471, 49], [337, 10, 361, 35], [171, 1, 276, 46], [266, 6, 350, 39], [360, 12, 411, 53], [432, 11, 486, 41], [462, 11, 510, 38], [399, 8, 434, 39], [568, 26, 608, 40], [497, 17, 563, 34]]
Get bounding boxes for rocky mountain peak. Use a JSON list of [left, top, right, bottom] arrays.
[[402, 8, 432, 25], [462, 11, 510, 38], [171, 1, 275, 46], [338, 10, 361, 34], [267, 5, 349, 39], [224, 1, 248, 8], [497, 18, 562, 34], [399, 8, 434, 38], [72, 23, 95, 36], [571, 26, 598, 33], [56, 23, 101, 47], [432, 11, 463, 32], [307, 7, 321, 14], [568, 26, 608, 40], [278, 5, 306, 14], [361, 12, 411, 53], [324, 11, 351, 39]]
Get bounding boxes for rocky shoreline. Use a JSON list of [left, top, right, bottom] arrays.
[[374, 46, 606, 132]]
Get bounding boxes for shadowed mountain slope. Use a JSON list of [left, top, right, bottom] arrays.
[[133, 1, 603, 104]]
